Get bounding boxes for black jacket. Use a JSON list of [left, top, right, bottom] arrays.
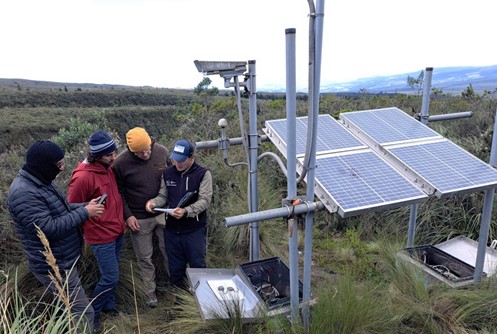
[[8, 169, 88, 274]]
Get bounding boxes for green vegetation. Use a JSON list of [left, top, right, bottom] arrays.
[[1, 83, 497, 333]]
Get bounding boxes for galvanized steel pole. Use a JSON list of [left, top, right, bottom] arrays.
[[224, 201, 325, 227], [302, 0, 324, 328], [285, 27, 299, 322], [474, 106, 497, 282], [247, 60, 260, 261]]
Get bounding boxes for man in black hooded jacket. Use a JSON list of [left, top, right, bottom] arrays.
[[8, 140, 104, 332]]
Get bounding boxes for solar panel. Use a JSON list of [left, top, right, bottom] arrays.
[[301, 150, 428, 217], [265, 107, 497, 217], [387, 140, 497, 197], [264, 114, 366, 158], [340, 107, 497, 197], [340, 107, 441, 145]]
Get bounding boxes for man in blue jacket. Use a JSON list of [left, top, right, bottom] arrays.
[[8, 140, 104, 333]]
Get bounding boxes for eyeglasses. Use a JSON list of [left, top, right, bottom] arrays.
[[56, 160, 65, 169], [134, 148, 152, 157]]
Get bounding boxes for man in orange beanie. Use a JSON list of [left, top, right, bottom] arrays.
[[112, 127, 170, 308]]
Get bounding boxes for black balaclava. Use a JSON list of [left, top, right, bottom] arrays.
[[22, 140, 65, 185]]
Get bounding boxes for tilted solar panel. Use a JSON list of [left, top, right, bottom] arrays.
[[301, 150, 427, 217], [387, 140, 497, 197], [264, 107, 497, 217], [264, 114, 366, 158], [340, 107, 441, 145], [341, 107, 497, 197]]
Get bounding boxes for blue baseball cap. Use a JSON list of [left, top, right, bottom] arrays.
[[170, 139, 195, 162]]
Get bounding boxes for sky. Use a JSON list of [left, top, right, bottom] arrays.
[[1, 0, 495, 90]]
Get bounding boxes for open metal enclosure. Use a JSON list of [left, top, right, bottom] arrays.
[[186, 257, 305, 322], [398, 236, 497, 288], [186, 268, 262, 322]]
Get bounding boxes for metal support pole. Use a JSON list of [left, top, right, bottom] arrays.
[[411, 68, 431, 250], [474, 189, 494, 282], [474, 106, 497, 282], [407, 203, 418, 247], [303, 0, 324, 329], [490, 106, 497, 164], [247, 60, 260, 261], [427, 112, 473, 122], [285, 27, 299, 322], [195, 135, 268, 150], [419, 67, 433, 125], [224, 201, 325, 227]]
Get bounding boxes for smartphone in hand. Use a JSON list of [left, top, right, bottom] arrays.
[[97, 193, 108, 204]]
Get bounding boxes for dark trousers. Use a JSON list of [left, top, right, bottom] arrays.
[[165, 227, 206, 288]]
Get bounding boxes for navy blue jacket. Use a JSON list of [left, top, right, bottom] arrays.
[[8, 169, 88, 274], [164, 162, 208, 234]]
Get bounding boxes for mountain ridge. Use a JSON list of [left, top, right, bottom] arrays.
[[318, 65, 497, 94], [1, 65, 496, 94]]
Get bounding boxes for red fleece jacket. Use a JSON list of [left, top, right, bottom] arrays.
[[68, 161, 126, 244]]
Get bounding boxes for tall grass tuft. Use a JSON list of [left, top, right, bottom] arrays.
[[309, 273, 394, 334], [36, 225, 98, 333], [380, 241, 467, 334], [1, 269, 69, 334]]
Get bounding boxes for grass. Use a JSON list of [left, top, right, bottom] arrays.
[[2, 90, 497, 333], [1, 237, 91, 333]]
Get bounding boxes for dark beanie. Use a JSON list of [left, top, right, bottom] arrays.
[[22, 140, 65, 185], [88, 130, 116, 157]]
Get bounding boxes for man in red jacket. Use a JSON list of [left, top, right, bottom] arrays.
[[68, 130, 126, 330]]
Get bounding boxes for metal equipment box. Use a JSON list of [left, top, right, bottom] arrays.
[[435, 235, 497, 277], [399, 236, 497, 288], [399, 244, 479, 288], [237, 257, 303, 311], [186, 257, 304, 321], [186, 268, 262, 322]]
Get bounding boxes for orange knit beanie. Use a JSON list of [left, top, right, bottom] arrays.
[[126, 127, 152, 152]]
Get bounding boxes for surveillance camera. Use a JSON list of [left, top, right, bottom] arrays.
[[194, 60, 247, 76], [218, 118, 228, 128]]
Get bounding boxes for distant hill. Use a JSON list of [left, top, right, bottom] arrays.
[[1, 64, 496, 94], [319, 65, 497, 94], [0, 78, 149, 91]]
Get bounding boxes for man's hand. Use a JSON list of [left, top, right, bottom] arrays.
[[126, 216, 140, 232], [85, 203, 104, 218], [145, 200, 156, 213], [170, 207, 186, 219]]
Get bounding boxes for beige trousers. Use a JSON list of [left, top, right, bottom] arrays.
[[130, 214, 168, 295]]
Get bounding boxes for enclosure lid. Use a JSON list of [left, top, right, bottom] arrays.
[[435, 236, 497, 276], [186, 268, 262, 322]]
